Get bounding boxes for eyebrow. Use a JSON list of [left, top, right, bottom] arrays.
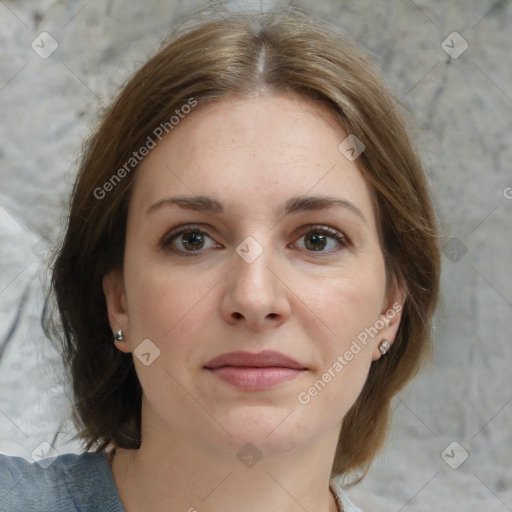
[[145, 194, 367, 224]]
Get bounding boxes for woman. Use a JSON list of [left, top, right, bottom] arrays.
[[0, 5, 440, 511]]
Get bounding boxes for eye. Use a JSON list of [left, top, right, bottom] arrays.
[[161, 223, 348, 255], [161, 224, 221, 254], [293, 225, 349, 253]]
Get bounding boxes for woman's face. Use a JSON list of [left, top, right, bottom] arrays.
[[104, 92, 403, 458]]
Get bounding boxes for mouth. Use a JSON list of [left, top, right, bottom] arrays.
[[204, 350, 308, 391]]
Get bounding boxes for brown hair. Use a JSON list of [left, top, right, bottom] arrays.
[[43, 5, 440, 482]]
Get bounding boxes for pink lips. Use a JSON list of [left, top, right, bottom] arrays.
[[204, 350, 307, 391]]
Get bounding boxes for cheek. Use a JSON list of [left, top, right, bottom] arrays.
[[302, 260, 387, 346], [296, 283, 380, 421], [124, 257, 219, 350], [295, 260, 386, 407]]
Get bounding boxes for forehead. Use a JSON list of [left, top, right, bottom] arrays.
[[131, 93, 376, 225]]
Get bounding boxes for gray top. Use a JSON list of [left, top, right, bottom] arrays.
[[0, 452, 362, 511]]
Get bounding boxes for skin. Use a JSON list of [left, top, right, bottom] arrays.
[[103, 92, 405, 512]]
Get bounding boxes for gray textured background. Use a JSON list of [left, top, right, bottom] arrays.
[[1, 1, 511, 510]]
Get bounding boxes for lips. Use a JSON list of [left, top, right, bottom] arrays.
[[204, 350, 307, 370], [204, 350, 307, 391]]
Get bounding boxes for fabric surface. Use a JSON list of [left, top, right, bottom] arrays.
[[0, 451, 362, 511], [0, 452, 123, 512], [331, 479, 363, 512]]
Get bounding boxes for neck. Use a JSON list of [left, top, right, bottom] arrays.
[[110, 421, 341, 512]]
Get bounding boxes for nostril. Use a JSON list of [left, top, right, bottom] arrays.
[[232, 312, 243, 319]]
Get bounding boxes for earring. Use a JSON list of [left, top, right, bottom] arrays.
[[114, 329, 125, 342], [379, 339, 390, 355]]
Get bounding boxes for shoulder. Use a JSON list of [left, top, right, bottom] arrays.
[[330, 478, 364, 512], [0, 451, 124, 512]]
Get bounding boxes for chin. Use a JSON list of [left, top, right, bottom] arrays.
[[217, 406, 316, 456]]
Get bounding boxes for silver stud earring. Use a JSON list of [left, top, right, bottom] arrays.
[[379, 339, 390, 355], [114, 329, 125, 342]]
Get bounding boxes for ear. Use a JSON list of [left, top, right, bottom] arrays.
[[371, 281, 407, 361], [102, 269, 131, 354]]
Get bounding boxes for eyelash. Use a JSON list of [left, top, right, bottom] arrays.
[[160, 223, 349, 257]]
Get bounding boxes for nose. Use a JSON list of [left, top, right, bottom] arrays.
[[220, 244, 291, 331]]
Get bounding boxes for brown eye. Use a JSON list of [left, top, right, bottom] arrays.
[[294, 226, 348, 253], [304, 233, 328, 251], [161, 224, 221, 255], [179, 231, 206, 251]]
